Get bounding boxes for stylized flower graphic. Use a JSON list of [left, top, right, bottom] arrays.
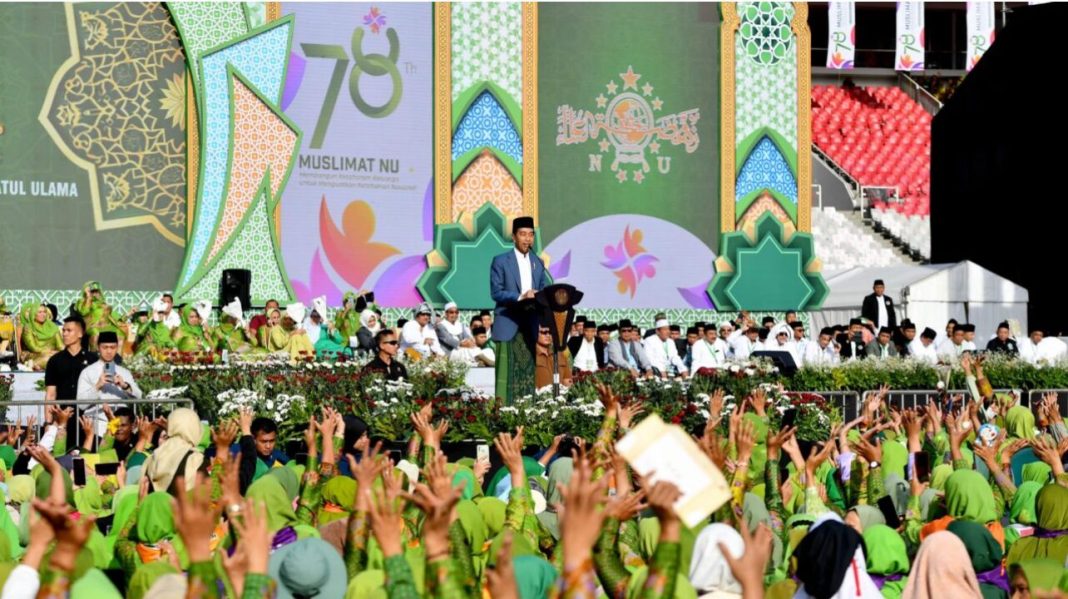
[[363, 6, 386, 34], [159, 72, 186, 130], [601, 227, 658, 298]]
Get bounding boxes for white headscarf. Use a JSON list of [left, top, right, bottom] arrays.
[[142, 408, 204, 493], [360, 309, 381, 334], [689, 523, 744, 598]]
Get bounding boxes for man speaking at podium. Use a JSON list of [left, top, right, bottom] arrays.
[[490, 216, 550, 401]]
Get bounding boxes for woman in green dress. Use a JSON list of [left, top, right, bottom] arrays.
[[171, 304, 213, 353], [19, 303, 62, 370], [75, 281, 125, 349], [213, 311, 256, 354]]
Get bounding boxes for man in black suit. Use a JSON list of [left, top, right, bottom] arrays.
[[861, 279, 897, 331], [838, 318, 868, 361], [567, 320, 605, 373]]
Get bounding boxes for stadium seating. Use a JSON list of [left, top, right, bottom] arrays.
[[810, 207, 905, 272], [811, 84, 931, 257]]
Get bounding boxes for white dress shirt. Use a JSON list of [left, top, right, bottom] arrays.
[[804, 342, 840, 366], [162, 309, 181, 330], [643, 335, 688, 375], [76, 360, 143, 400], [793, 337, 811, 365], [937, 339, 964, 359], [573, 339, 600, 373], [731, 335, 755, 360], [690, 339, 726, 370], [400, 320, 445, 357], [909, 339, 938, 365], [876, 295, 888, 330], [514, 248, 533, 295]]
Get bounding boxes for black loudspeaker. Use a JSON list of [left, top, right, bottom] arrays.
[[220, 269, 251, 310]]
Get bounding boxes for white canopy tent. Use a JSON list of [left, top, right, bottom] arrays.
[[810, 261, 1029, 339]]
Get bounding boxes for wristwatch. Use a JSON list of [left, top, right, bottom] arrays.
[[869, 460, 881, 469]]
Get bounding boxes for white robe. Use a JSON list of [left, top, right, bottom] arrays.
[[731, 335, 755, 360], [400, 320, 445, 357], [690, 339, 726, 370], [908, 339, 939, 365], [643, 335, 688, 375], [804, 342, 840, 366]]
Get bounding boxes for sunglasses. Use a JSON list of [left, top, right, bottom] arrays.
[[382, 340, 399, 345], [539, 329, 551, 335]]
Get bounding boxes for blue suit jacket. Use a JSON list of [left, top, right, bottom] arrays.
[[490, 250, 550, 342]]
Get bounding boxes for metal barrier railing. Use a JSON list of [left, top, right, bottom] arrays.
[[1025, 389, 1068, 413], [1, 398, 194, 448]]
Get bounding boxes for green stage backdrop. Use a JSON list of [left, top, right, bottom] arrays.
[[0, 2, 185, 291], [537, 2, 721, 310]]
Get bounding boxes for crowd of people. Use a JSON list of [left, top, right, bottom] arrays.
[[0, 362, 1065, 598]]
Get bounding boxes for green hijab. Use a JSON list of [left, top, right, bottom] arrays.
[[450, 465, 480, 501], [456, 500, 488, 578], [1007, 483, 1068, 565], [73, 476, 109, 517], [178, 305, 206, 340], [246, 476, 296, 532], [1010, 559, 1064, 593], [127, 561, 179, 599], [318, 476, 356, 525], [1004, 406, 1036, 440], [742, 412, 769, 477], [487, 529, 536, 567], [944, 469, 998, 523], [70, 567, 122, 599], [535, 457, 573, 541], [513, 555, 559, 599], [0, 446, 16, 475], [947, 520, 1007, 599], [742, 493, 783, 570], [34, 465, 74, 507], [135, 492, 177, 544], [0, 489, 18, 560], [636, 517, 704, 577], [26, 303, 60, 341], [476, 497, 507, 538], [862, 525, 909, 599], [625, 568, 697, 599], [1022, 462, 1052, 485], [930, 464, 953, 492], [1010, 481, 1043, 526], [267, 466, 301, 501], [881, 439, 909, 481]]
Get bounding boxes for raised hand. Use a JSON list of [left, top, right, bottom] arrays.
[[368, 484, 405, 558], [594, 382, 620, 414], [485, 532, 520, 599], [708, 389, 726, 428], [225, 498, 271, 595], [719, 522, 774, 599], [750, 387, 768, 417], [238, 407, 254, 437], [736, 420, 756, 466], [645, 481, 683, 539], [31, 498, 96, 572], [604, 489, 646, 522], [557, 452, 608, 570], [172, 474, 222, 563], [766, 426, 796, 462], [1031, 436, 1066, 476], [213, 420, 239, 455], [619, 402, 645, 431], [854, 437, 883, 465], [318, 408, 338, 440], [493, 427, 526, 484]]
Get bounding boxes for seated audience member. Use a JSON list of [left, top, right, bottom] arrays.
[[19, 303, 63, 370], [643, 318, 689, 379], [690, 324, 727, 370], [909, 327, 940, 364], [435, 302, 473, 354], [449, 325, 496, 367], [804, 327, 841, 365], [400, 303, 444, 359], [731, 326, 761, 360], [354, 308, 382, 355], [568, 320, 605, 373], [865, 327, 900, 359], [171, 303, 213, 353], [362, 328, 408, 381], [248, 298, 280, 338], [213, 298, 256, 354], [606, 320, 654, 377], [986, 321, 1019, 356], [76, 331, 141, 400], [262, 303, 315, 361]]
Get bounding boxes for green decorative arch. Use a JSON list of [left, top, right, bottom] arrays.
[[417, 203, 550, 309]]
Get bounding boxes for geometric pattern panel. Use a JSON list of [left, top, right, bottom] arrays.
[[42, 2, 187, 245], [177, 20, 292, 288], [450, 2, 522, 104], [182, 189, 293, 305], [451, 91, 523, 164], [737, 195, 795, 236], [736, 136, 798, 206], [737, 1, 795, 65], [166, 1, 247, 88], [166, 2, 249, 89], [734, 4, 797, 149], [206, 75, 299, 262], [451, 151, 523, 222]]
